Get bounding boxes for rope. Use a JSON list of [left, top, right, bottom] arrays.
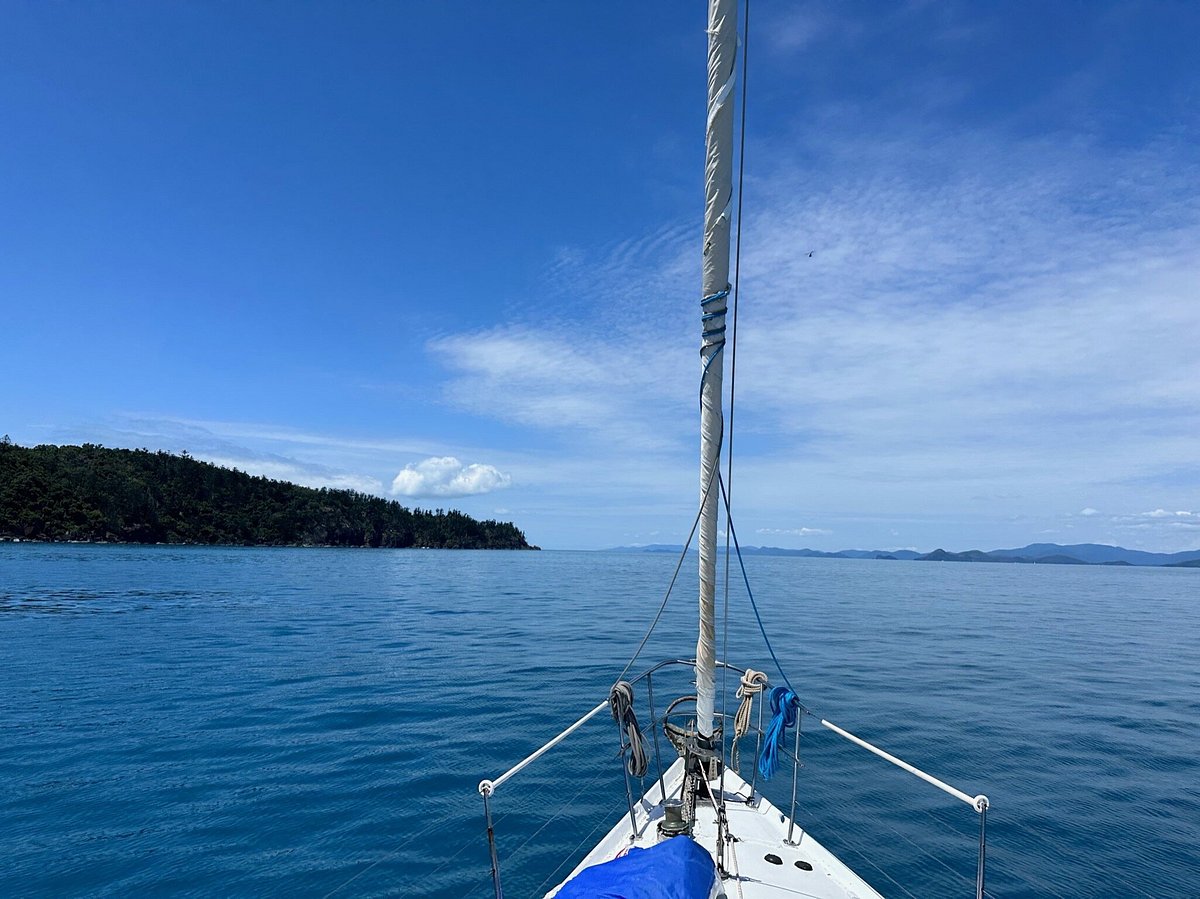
[[729, 668, 767, 771], [757, 685, 799, 781], [610, 681, 648, 777], [728, 831, 745, 899], [733, 669, 767, 741], [613, 428, 719, 686], [322, 842, 406, 898], [614, 290, 729, 696], [715, 472, 811, 705]]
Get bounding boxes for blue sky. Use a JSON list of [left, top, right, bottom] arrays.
[[2, 1, 1198, 552]]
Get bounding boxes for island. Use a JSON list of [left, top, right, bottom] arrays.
[[607, 542, 1200, 568], [0, 441, 535, 550]]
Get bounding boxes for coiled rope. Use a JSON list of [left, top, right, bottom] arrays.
[[730, 668, 767, 770], [757, 685, 799, 781], [609, 681, 648, 778]]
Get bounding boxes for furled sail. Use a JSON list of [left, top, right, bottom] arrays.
[[696, 0, 737, 737]]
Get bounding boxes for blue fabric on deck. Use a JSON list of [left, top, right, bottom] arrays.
[[554, 836, 716, 899]]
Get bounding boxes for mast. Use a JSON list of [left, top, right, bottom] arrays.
[[697, 0, 737, 738]]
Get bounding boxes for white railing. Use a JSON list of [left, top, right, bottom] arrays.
[[478, 700, 609, 799], [817, 717, 989, 899], [819, 718, 990, 812]]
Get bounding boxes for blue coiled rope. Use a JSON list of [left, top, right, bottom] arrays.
[[758, 685, 799, 781]]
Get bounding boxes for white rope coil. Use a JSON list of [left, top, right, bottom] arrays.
[[731, 668, 767, 769], [733, 669, 767, 741]]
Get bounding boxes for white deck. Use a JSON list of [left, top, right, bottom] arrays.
[[547, 759, 884, 899]]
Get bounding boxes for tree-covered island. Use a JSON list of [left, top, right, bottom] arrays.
[[0, 440, 535, 549]]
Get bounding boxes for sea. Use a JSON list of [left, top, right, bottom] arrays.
[[1, 543, 1196, 898]]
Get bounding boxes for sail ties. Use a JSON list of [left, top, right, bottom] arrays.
[[757, 685, 800, 781], [610, 681, 649, 778]]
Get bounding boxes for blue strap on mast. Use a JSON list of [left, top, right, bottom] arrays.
[[758, 685, 799, 780]]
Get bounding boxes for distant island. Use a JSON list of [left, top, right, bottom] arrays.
[[0, 441, 535, 550], [607, 542, 1200, 568]]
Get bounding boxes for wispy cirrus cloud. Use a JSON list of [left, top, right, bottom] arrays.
[[41, 417, 384, 492], [421, 115, 1200, 550], [429, 326, 692, 452], [756, 527, 831, 537], [1113, 510, 1200, 532], [40, 415, 514, 503], [203, 457, 384, 494]]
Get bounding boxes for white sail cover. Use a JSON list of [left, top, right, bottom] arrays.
[[696, 0, 737, 738]]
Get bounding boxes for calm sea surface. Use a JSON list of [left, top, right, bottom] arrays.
[[1, 544, 1196, 897]]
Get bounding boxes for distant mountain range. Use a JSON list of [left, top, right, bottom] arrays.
[[605, 542, 1200, 568]]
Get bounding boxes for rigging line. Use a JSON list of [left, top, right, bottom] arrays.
[[322, 839, 410, 898], [995, 811, 1145, 895], [716, 472, 806, 706], [327, 793, 496, 896], [868, 807, 981, 891], [614, 447, 718, 685], [458, 873, 494, 899], [719, 0, 752, 810], [617, 322, 732, 686], [726, 0, 750, 518], [533, 807, 627, 897], [974, 847, 1066, 899], [469, 750, 629, 898], [422, 828, 493, 886], [822, 827, 922, 899], [813, 767, 1002, 899], [422, 789, 544, 885], [998, 814, 1099, 859], [501, 764, 619, 869], [989, 821, 1156, 899], [912, 804, 980, 842], [411, 798, 537, 894], [976, 851, 1066, 899]]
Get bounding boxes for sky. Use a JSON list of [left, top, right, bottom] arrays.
[[2, 1, 1198, 552]]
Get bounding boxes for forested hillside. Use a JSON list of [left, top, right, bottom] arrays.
[[0, 440, 533, 549]]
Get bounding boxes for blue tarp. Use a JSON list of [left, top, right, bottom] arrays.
[[554, 836, 716, 899]]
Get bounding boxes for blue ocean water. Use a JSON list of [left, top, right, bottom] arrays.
[[1, 544, 1197, 897]]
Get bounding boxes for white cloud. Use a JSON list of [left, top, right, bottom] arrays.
[[756, 527, 831, 537], [1139, 509, 1197, 519], [390, 456, 511, 498], [1080, 508, 1100, 516]]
